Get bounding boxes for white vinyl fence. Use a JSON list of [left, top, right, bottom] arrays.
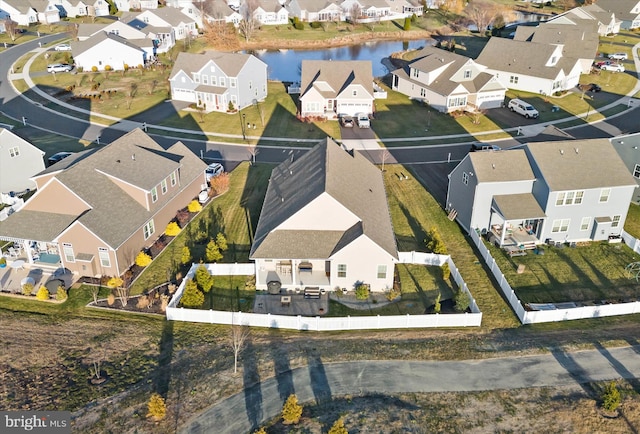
[[622, 230, 640, 254], [166, 255, 483, 330], [470, 229, 640, 324]]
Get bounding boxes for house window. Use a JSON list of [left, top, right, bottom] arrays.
[[211, 76, 216, 86], [551, 219, 570, 233], [231, 95, 237, 104], [580, 217, 590, 231], [599, 188, 611, 203], [352, 90, 357, 96], [98, 247, 111, 267], [151, 187, 158, 203], [509, 75, 519, 84], [420, 88, 426, 97], [63, 243, 75, 263], [143, 219, 155, 240], [412, 68, 419, 78], [194, 74, 200, 83], [170, 171, 177, 186], [230, 78, 237, 88], [219, 77, 226, 87], [377, 265, 387, 279], [464, 69, 471, 79], [612, 215, 621, 228], [249, 80, 252, 89], [161, 179, 167, 194], [462, 172, 469, 185], [337, 264, 347, 278], [9, 146, 20, 157], [448, 96, 467, 107], [634, 164, 640, 179], [202, 75, 208, 85], [556, 190, 584, 206]]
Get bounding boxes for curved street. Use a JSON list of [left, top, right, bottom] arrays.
[[180, 345, 640, 433]]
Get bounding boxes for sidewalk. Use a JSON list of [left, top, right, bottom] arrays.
[[9, 41, 640, 149]]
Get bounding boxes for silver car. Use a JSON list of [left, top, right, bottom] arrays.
[[47, 63, 73, 73]]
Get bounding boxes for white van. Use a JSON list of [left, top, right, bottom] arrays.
[[356, 113, 370, 128], [508, 99, 539, 119]]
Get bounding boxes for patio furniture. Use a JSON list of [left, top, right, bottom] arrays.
[[7, 247, 19, 258], [304, 287, 321, 299], [267, 280, 282, 294], [10, 259, 25, 269], [280, 296, 291, 307], [299, 262, 313, 272]]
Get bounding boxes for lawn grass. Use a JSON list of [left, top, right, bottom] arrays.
[[128, 162, 272, 295], [384, 167, 519, 328], [486, 241, 640, 305], [624, 203, 640, 239]]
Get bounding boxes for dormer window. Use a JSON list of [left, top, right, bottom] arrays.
[[464, 69, 471, 79], [352, 90, 357, 96]]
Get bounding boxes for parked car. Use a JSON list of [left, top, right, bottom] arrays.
[[47, 63, 73, 73], [54, 43, 71, 51], [356, 113, 370, 128], [339, 115, 354, 128], [608, 52, 628, 60], [47, 151, 74, 166], [205, 162, 224, 182], [507, 99, 539, 119], [470, 143, 501, 152], [601, 63, 625, 72]]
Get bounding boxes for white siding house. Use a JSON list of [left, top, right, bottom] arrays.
[[0, 129, 45, 195], [72, 32, 146, 71]]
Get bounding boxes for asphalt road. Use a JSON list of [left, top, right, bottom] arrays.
[[180, 345, 640, 433]]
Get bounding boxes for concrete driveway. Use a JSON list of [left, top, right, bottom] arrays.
[[180, 345, 640, 434]]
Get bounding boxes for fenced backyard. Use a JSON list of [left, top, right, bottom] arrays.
[[470, 229, 640, 324], [165, 253, 482, 330]]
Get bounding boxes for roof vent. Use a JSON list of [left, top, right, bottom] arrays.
[[574, 148, 579, 154], [560, 149, 564, 155], [491, 164, 495, 169], [289, 169, 293, 175], [116, 159, 121, 163], [132, 153, 136, 160]]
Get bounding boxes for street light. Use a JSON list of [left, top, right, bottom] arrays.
[[241, 113, 246, 140]]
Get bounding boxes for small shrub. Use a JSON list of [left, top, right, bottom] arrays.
[[602, 381, 621, 412], [403, 17, 411, 31], [328, 417, 348, 434], [104, 65, 112, 71], [56, 286, 68, 301], [228, 101, 235, 112], [205, 239, 223, 262], [310, 21, 321, 28], [434, 291, 442, 314], [137, 295, 149, 309], [36, 286, 49, 300], [355, 284, 370, 300], [179, 279, 204, 308], [22, 282, 33, 296], [194, 264, 214, 293], [180, 246, 192, 265], [165, 221, 181, 236], [254, 428, 267, 434], [107, 293, 115, 305], [282, 394, 303, 424], [454, 288, 470, 312], [385, 288, 401, 301], [188, 200, 202, 212], [91, 66, 98, 72], [135, 251, 152, 267], [245, 275, 256, 291], [209, 172, 230, 195], [147, 393, 166, 421], [294, 22, 304, 30], [426, 227, 447, 254], [216, 232, 228, 251], [442, 262, 450, 280]]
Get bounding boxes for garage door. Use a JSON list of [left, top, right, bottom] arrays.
[[337, 102, 370, 116]]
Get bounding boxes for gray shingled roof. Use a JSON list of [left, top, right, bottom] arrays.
[[513, 22, 599, 61], [0, 211, 77, 242], [525, 139, 637, 191], [300, 60, 373, 99], [596, 0, 640, 22], [250, 138, 397, 260], [71, 32, 145, 56], [476, 37, 575, 80], [169, 51, 255, 80], [492, 193, 546, 220], [289, 0, 341, 13], [469, 149, 535, 183], [0, 129, 206, 248]]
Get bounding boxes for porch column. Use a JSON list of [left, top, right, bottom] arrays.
[[22, 240, 34, 263], [291, 259, 297, 287], [500, 221, 507, 246]]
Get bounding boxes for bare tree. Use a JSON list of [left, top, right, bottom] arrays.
[[4, 19, 18, 42], [350, 4, 362, 24], [380, 149, 391, 172], [247, 146, 258, 165], [203, 20, 239, 50], [557, 0, 578, 12], [230, 324, 250, 374], [465, 0, 500, 35], [238, 0, 259, 42], [90, 285, 100, 305]]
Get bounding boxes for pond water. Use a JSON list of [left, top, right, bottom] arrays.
[[245, 39, 432, 82]]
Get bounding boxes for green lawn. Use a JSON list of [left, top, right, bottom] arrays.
[[624, 203, 640, 239], [486, 241, 640, 305]]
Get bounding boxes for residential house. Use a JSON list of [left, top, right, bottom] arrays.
[[50, 0, 91, 18], [287, 0, 344, 22], [299, 60, 374, 118], [447, 139, 637, 249], [169, 51, 268, 112], [341, 0, 390, 22], [611, 133, 640, 204], [391, 46, 506, 113], [124, 7, 198, 40], [32, 0, 63, 22], [595, 0, 640, 30], [512, 21, 599, 75], [0, 129, 207, 277], [0, 0, 43, 25], [77, 20, 147, 41], [250, 138, 398, 292], [0, 128, 45, 195], [476, 36, 584, 95], [548, 3, 620, 35], [385, 0, 423, 17], [77, 20, 167, 55], [113, 0, 158, 10], [205, 0, 242, 27], [165, 0, 205, 27], [243, 0, 288, 25], [72, 32, 147, 71]]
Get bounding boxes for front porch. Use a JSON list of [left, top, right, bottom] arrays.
[[489, 193, 546, 252], [256, 259, 332, 291]]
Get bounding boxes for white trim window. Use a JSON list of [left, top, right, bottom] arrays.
[[633, 164, 640, 179], [230, 78, 237, 88], [556, 190, 584, 206], [170, 171, 177, 186], [580, 216, 590, 231], [143, 219, 155, 240], [551, 219, 570, 233], [161, 179, 167, 194], [9, 146, 20, 157], [151, 187, 158, 203], [63, 243, 75, 263], [98, 247, 110, 267], [612, 215, 621, 228], [462, 172, 469, 185], [599, 188, 611, 203], [509, 75, 519, 84], [337, 264, 347, 278], [377, 265, 387, 279]]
